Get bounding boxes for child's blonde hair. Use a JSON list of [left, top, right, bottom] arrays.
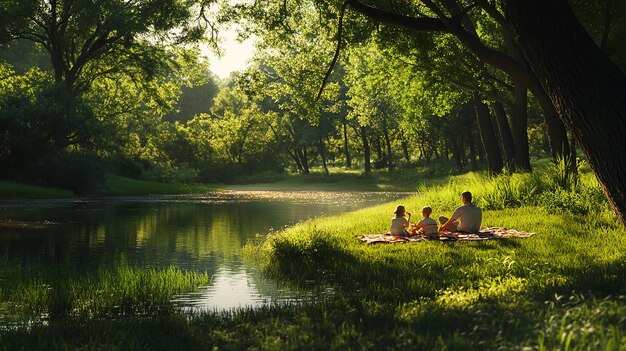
[[422, 206, 432, 216]]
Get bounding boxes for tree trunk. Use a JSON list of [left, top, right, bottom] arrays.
[[492, 101, 517, 172], [343, 122, 352, 168], [453, 138, 466, 173], [319, 137, 329, 175], [359, 125, 371, 174], [509, 83, 532, 171], [467, 132, 477, 171], [382, 126, 394, 171], [473, 92, 503, 175], [503, 0, 626, 225], [300, 147, 310, 174], [461, 101, 479, 170], [532, 84, 571, 163], [287, 148, 304, 173], [375, 136, 383, 162], [401, 137, 410, 162]]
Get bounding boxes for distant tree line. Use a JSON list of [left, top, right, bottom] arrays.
[[1, 0, 626, 227]]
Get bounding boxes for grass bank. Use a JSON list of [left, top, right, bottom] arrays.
[[105, 175, 218, 196], [1, 167, 440, 199], [3, 162, 626, 350], [225, 165, 454, 192], [0, 181, 74, 199], [0, 175, 218, 199]]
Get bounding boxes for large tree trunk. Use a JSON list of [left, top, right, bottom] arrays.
[[473, 92, 503, 175], [509, 83, 532, 171], [503, 0, 626, 225], [359, 125, 371, 174], [532, 84, 571, 163], [492, 101, 517, 172]]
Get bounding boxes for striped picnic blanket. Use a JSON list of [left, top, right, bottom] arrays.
[[357, 227, 534, 245]]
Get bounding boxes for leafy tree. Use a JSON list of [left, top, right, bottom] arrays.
[[345, 43, 404, 171], [243, 7, 342, 174], [232, 0, 626, 224], [0, 0, 207, 91], [165, 60, 219, 122]]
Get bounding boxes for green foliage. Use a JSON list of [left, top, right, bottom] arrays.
[[0, 0, 208, 88], [0, 70, 108, 192], [181, 94, 284, 182]]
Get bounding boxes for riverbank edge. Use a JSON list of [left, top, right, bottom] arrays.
[[0, 170, 441, 199]]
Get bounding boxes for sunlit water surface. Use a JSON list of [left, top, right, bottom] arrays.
[[0, 191, 407, 313]]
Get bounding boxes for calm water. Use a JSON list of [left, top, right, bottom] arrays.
[[0, 191, 406, 311]]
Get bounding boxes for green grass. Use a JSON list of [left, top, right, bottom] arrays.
[[3, 162, 626, 350], [0, 265, 210, 319], [0, 181, 74, 199]]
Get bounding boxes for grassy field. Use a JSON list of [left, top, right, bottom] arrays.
[[2, 162, 626, 350]]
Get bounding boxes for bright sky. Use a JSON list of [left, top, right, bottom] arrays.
[[201, 27, 256, 80]]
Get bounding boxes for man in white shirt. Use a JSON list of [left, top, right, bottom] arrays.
[[438, 191, 482, 233]]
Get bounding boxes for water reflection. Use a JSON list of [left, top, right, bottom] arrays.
[[0, 191, 407, 311]]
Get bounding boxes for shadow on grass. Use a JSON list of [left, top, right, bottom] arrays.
[[3, 255, 626, 350]]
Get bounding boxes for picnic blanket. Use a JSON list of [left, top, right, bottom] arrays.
[[357, 227, 534, 245]]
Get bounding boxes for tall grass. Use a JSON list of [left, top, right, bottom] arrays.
[[1, 265, 209, 318]]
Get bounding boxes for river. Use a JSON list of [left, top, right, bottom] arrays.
[[0, 191, 407, 312]]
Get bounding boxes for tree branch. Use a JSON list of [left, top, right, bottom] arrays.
[[475, 0, 506, 27], [316, 0, 348, 101], [317, 0, 449, 101], [347, 0, 449, 33]]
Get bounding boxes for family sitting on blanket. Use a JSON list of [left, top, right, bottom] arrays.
[[390, 191, 482, 236]]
